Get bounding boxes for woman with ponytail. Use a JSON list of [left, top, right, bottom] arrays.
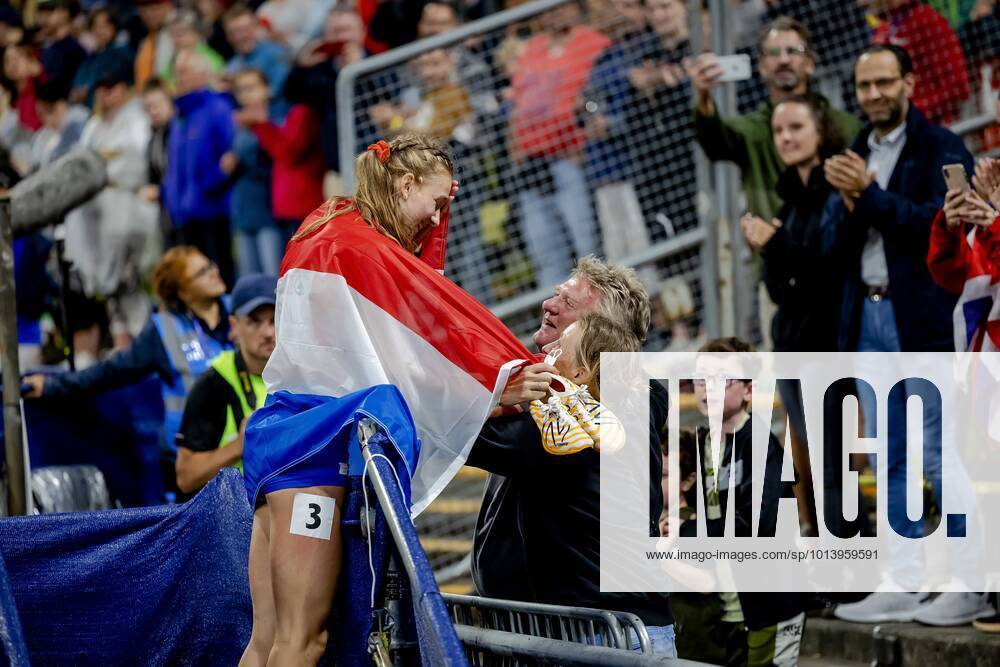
[[239, 134, 539, 666]]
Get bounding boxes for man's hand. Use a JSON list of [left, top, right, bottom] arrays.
[[942, 188, 969, 228], [21, 374, 44, 399], [740, 213, 780, 251], [964, 192, 996, 228], [824, 150, 873, 200], [659, 62, 686, 88], [682, 53, 722, 115], [628, 61, 659, 95], [499, 362, 559, 407]]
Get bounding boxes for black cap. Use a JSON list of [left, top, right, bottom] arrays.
[[232, 273, 278, 317]]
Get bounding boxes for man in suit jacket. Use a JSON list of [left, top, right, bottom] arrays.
[[825, 43, 992, 628]]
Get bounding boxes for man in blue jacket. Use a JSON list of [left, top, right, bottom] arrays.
[[824, 44, 991, 627], [164, 47, 236, 286]]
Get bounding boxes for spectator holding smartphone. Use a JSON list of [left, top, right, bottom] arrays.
[[927, 158, 1000, 351]]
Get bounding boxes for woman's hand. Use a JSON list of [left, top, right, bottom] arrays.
[[965, 192, 997, 227], [943, 188, 995, 228], [499, 362, 558, 406], [943, 188, 970, 228], [740, 214, 780, 251], [973, 157, 1000, 202]]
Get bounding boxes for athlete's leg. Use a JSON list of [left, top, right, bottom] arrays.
[[239, 503, 275, 667], [267, 485, 348, 667]]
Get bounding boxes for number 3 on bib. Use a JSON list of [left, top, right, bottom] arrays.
[[290, 493, 337, 540]]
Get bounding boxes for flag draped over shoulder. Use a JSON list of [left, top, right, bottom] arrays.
[[263, 204, 532, 515], [953, 227, 1000, 354]]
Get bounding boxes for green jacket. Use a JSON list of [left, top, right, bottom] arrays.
[[693, 96, 862, 221]]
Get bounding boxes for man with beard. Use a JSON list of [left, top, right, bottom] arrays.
[[469, 257, 676, 653], [825, 44, 988, 627], [685, 16, 861, 224]]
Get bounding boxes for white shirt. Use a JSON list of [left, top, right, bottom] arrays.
[[860, 122, 907, 288]]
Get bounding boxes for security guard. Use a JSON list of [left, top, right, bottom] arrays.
[[175, 273, 276, 497]]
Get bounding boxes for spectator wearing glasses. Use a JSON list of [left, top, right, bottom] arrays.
[[862, 0, 971, 123], [825, 43, 982, 626], [686, 16, 861, 224], [22, 247, 233, 498], [676, 337, 805, 667]]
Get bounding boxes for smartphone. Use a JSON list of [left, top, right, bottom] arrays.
[[942, 163, 970, 192], [715, 54, 752, 83]]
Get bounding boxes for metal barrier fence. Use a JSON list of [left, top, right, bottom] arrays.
[[444, 593, 651, 665]]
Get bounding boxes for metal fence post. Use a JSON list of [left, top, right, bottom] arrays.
[[690, 0, 721, 339], [708, 0, 752, 341], [0, 193, 26, 516]]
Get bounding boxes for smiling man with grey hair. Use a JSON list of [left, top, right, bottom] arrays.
[[470, 256, 675, 655], [532, 254, 651, 351]]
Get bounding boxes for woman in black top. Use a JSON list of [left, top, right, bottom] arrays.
[[741, 94, 847, 352]]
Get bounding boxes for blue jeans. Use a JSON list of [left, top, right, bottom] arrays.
[[235, 226, 284, 277], [517, 158, 598, 288], [855, 297, 942, 586], [633, 624, 676, 657]]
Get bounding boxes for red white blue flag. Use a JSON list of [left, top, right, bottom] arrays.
[[263, 204, 531, 514]]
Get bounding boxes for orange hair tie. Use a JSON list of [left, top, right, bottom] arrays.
[[367, 140, 391, 165]]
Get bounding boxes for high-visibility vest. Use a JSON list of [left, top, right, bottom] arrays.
[[151, 304, 232, 449], [210, 350, 267, 473]]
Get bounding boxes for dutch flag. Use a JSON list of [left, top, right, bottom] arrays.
[[259, 204, 532, 515]]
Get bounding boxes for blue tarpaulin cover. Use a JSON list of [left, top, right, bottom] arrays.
[[0, 470, 253, 665], [0, 385, 445, 665]]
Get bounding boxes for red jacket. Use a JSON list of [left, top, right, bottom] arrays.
[[927, 208, 1000, 351], [927, 209, 1000, 295], [872, 1, 970, 124], [253, 104, 326, 222]]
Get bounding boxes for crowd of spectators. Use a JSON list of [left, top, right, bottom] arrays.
[[5, 0, 997, 369], [5, 0, 1000, 661]]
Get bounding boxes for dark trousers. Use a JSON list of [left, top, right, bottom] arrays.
[[171, 217, 235, 288]]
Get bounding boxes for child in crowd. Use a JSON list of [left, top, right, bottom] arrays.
[[672, 336, 807, 667]]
